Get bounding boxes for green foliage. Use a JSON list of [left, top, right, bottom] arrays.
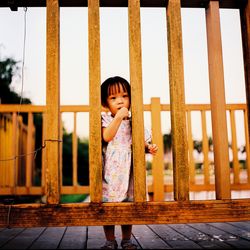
[[0, 57, 31, 104], [163, 132, 172, 153], [62, 129, 89, 186], [60, 194, 88, 203]]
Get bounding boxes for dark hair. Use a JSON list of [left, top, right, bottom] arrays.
[[101, 76, 131, 107]]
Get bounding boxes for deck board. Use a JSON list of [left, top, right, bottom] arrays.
[[0, 221, 249, 249]]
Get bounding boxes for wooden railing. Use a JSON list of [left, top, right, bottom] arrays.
[[0, 101, 249, 199], [0, 113, 36, 192], [0, 0, 250, 227]]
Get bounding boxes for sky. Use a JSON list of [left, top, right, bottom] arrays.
[[0, 6, 247, 146]]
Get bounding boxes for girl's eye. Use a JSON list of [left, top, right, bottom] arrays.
[[123, 95, 128, 98]]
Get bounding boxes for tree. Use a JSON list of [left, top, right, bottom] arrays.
[[0, 57, 31, 104]]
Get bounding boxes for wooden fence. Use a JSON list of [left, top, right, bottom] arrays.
[[0, 113, 36, 192], [0, 102, 249, 199], [0, 0, 250, 227]]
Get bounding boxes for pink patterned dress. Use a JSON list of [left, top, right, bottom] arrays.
[[101, 112, 133, 202]]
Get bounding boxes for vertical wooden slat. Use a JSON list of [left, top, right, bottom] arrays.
[[46, 0, 61, 204], [201, 110, 210, 185], [26, 112, 33, 192], [151, 98, 164, 201], [12, 113, 17, 191], [0, 116, 2, 186], [60, 114, 63, 187], [205, 1, 231, 199], [1, 116, 6, 186], [1, 116, 5, 187], [244, 109, 250, 183], [230, 110, 240, 184], [166, 0, 189, 201], [41, 113, 46, 189], [128, 0, 146, 202], [187, 110, 195, 185], [240, 1, 250, 148], [73, 112, 78, 186], [88, 0, 102, 203]]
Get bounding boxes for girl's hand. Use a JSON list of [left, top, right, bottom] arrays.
[[146, 143, 158, 155], [116, 107, 129, 120]]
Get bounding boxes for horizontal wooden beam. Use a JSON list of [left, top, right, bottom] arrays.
[[0, 103, 246, 113], [0, 199, 249, 227], [0, 0, 247, 9]]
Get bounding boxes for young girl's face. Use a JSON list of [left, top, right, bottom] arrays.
[[106, 84, 130, 116]]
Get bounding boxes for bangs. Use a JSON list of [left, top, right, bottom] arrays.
[[107, 82, 128, 96]]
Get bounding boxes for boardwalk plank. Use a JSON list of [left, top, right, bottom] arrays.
[[1, 227, 45, 249], [209, 222, 250, 241], [132, 225, 170, 249], [149, 224, 201, 249], [29, 227, 65, 249], [189, 222, 250, 249], [87, 226, 105, 249], [184, 223, 232, 249], [0, 228, 24, 248], [0, 222, 249, 249], [167, 224, 207, 249], [228, 221, 250, 231], [58, 226, 87, 249]]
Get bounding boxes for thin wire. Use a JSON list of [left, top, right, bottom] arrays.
[[0, 139, 62, 162], [0, 8, 63, 163]]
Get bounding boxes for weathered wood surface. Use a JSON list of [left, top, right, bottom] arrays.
[[0, 221, 249, 249], [167, 0, 189, 201], [205, 0, 231, 200], [1, 200, 250, 228]]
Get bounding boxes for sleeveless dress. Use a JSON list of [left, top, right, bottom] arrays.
[[101, 112, 133, 202]]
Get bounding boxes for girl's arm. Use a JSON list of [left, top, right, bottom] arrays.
[[102, 107, 129, 142], [146, 143, 158, 155]]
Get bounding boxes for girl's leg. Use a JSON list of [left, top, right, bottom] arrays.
[[121, 225, 137, 249], [103, 225, 116, 241], [121, 225, 132, 240]]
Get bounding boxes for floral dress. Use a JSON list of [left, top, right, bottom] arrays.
[[101, 112, 133, 202]]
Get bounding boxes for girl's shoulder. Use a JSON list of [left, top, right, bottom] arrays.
[[101, 112, 113, 127]]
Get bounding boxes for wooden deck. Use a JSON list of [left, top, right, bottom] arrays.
[[0, 221, 250, 249]]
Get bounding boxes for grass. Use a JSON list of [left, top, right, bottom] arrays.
[[60, 194, 88, 203]]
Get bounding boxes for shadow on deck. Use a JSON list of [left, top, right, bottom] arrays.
[[0, 221, 250, 249]]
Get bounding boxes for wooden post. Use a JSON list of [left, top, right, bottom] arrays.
[[166, 0, 189, 201], [240, 0, 250, 185], [59, 115, 63, 188], [73, 112, 78, 186], [151, 98, 165, 201], [205, 1, 231, 199], [12, 112, 17, 191], [26, 112, 33, 192], [88, 0, 102, 203], [128, 0, 146, 202], [230, 110, 240, 184], [240, 0, 250, 150], [244, 109, 250, 183], [201, 110, 210, 185], [42, 113, 46, 189], [187, 110, 195, 185], [45, 0, 61, 204]]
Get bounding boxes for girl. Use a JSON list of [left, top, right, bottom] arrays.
[[100, 76, 158, 249]]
